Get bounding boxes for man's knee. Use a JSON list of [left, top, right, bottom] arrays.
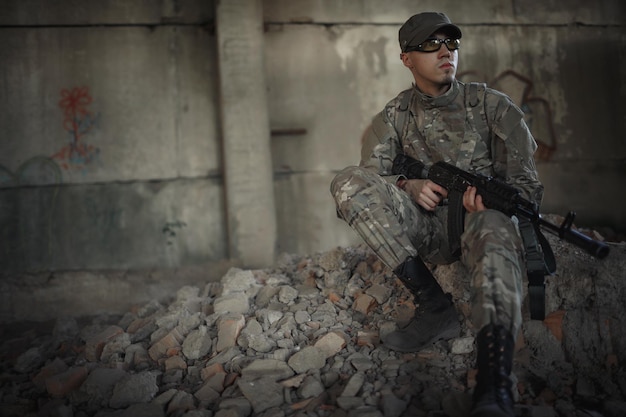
[[462, 210, 522, 249], [330, 166, 376, 201]]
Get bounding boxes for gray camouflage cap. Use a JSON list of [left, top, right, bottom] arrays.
[[399, 12, 462, 52]]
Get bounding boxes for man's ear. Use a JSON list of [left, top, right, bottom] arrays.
[[400, 53, 412, 69]]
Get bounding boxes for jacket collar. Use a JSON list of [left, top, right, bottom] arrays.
[[413, 79, 460, 109]]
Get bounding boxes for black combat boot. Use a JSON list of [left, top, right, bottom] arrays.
[[381, 256, 460, 352], [470, 323, 515, 417]]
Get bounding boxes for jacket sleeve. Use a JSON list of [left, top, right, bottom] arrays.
[[359, 106, 405, 185], [489, 93, 544, 207]]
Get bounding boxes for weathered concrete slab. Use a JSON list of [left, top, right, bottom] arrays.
[[538, 161, 626, 232], [263, 0, 624, 25], [0, 178, 227, 273], [0, 0, 213, 25], [0, 26, 220, 185], [274, 172, 360, 256]]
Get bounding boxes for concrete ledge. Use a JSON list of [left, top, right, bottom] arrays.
[[0, 260, 234, 323]]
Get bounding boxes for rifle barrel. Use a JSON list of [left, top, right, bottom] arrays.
[[539, 217, 610, 259]]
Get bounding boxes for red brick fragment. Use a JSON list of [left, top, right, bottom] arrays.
[[45, 366, 88, 397], [352, 294, 377, 315], [543, 310, 565, 341], [85, 326, 124, 362], [33, 358, 68, 390]]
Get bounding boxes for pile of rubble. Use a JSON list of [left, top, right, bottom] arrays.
[[1, 235, 625, 417]]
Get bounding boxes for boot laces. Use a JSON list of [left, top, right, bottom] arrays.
[[487, 331, 513, 402], [475, 327, 514, 411]]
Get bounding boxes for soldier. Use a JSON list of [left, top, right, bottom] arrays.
[[330, 12, 543, 417]]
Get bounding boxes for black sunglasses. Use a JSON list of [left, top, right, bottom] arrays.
[[404, 38, 461, 53]]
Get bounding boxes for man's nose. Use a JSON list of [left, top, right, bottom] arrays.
[[439, 47, 452, 58]]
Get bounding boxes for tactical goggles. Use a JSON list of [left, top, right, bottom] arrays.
[[403, 38, 461, 53]]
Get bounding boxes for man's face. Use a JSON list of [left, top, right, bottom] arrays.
[[400, 31, 459, 94]]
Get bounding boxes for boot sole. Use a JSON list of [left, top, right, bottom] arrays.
[[383, 321, 461, 353]]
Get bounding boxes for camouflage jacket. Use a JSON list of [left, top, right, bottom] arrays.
[[360, 79, 544, 206]]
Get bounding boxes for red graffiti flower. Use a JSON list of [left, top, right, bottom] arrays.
[[59, 87, 93, 134], [52, 86, 100, 171]]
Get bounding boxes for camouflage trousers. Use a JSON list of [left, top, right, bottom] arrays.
[[331, 166, 525, 336]]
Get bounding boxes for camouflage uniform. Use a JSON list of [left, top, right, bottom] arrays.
[[331, 79, 543, 337]]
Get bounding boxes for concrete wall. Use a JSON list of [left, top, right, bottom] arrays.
[[1, 0, 624, 279]]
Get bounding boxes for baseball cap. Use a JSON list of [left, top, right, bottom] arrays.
[[399, 12, 462, 52]]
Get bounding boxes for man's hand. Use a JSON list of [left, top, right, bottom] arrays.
[[399, 179, 448, 211], [463, 186, 486, 212]]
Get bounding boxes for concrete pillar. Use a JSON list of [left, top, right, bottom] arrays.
[[216, 0, 276, 268]]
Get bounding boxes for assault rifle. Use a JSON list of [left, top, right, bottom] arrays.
[[392, 153, 610, 319]]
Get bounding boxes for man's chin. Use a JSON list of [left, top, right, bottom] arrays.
[[437, 74, 454, 86], [442, 70, 456, 82]]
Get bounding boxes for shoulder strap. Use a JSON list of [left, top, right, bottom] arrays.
[[394, 88, 414, 139], [518, 217, 556, 320], [465, 82, 489, 139], [455, 82, 489, 170]]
